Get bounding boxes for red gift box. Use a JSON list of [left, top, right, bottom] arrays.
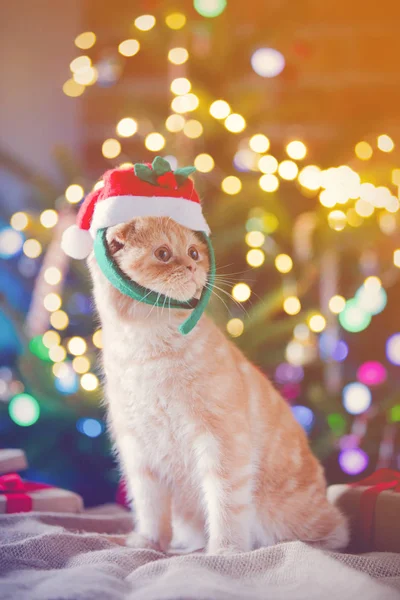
[[0, 473, 83, 514]]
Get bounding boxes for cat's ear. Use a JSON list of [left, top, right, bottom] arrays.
[[106, 223, 131, 255]]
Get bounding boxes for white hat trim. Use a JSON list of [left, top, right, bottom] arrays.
[[89, 195, 210, 237]]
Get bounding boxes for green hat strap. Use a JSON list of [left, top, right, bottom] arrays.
[[93, 228, 216, 335]]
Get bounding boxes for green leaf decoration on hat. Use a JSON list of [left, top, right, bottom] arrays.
[[152, 156, 171, 176], [134, 157, 196, 187], [175, 166, 196, 186], [134, 163, 157, 185]]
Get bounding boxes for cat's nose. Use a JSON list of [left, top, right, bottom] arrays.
[[180, 257, 196, 272], [186, 264, 195, 272]]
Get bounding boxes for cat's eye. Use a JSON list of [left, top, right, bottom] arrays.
[[154, 246, 172, 262], [188, 246, 199, 261]]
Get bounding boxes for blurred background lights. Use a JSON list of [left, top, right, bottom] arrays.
[[168, 47, 189, 65], [170, 77, 191, 95], [258, 155, 278, 174], [62, 79, 85, 98], [278, 160, 298, 180], [54, 362, 78, 395], [339, 448, 368, 475], [145, 133, 166, 151], [249, 134, 270, 153], [251, 48, 285, 78], [9, 393, 40, 427], [194, 153, 214, 172], [386, 333, 400, 365], [70, 55, 91, 73], [233, 149, 258, 172], [224, 113, 246, 133], [23, 238, 42, 258], [339, 299, 371, 333], [116, 117, 137, 137], [40, 209, 58, 228], [43, 292, 62, 312], [298, 165, 321, 190], [49, 345, 67, 363], [209, 100, 231, 119], [292, 405, 314, 433], [221, 175, 242, 195], [10, 212, 28, 231], [194, 0, 227, 18], [394, 249, 400, 267], [134, 15, 156, 31], [171, 93, 199, 113], [65, 184, 84, 204], [275, 253, 293, 273], [356, 284, 387, 316], [246, 248, 265, 267], [72, 356, 91, 374], [246, 231, 265, 248], [259, 173, 279, 192], [42, 330, 60, 348], [76, 417, 103, 438], [286, 140, 307, 160], [81, 373, 99, 391], [355, 199, 374, 218], [232, 283, 251, 302], [328, 210, 346, 231], [183, 119, 203, 138], [309, 314, 326, 333], [226, 318, 244, 337], [118, 39, 140, 57], [357, 361, 387, 386], [283, 296, 301, 315], [74, 31, 96, 50], [68, 336, 87, 356], [329, 295, 346, 314], [275, 363, 304, 384], [165, 12, 186, 29], [355, 141, 373, 160], [73, 66, 98, 86], [342, 382, 372, 415], [293, 324, 310, 341], [166, 114, 185, 132], [102, 138, 121, 158], [0, 227, 24, 259], [50, 310, 69, 330], [377, 134, 394, 152], [92, 329, 103, 349], [44, 267, 62, 285]]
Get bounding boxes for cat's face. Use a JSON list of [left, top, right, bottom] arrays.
[[105, 217, 210, 302]]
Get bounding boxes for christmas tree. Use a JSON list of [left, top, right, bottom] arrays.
[[1, 0, 399, 504]]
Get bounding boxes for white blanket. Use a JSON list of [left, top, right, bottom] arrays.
[[1, 512, 400, 600]]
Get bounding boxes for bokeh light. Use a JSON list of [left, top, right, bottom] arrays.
[[209, 100, 231, 119], [357, 361, 387, 386], [329, 295, 346, 314], [49, 345, 67, 363], [309, 314, 326, 333], [81, 373, 99, 391], [298, 165, 321, 190], [355, 141, 372, 160], [116, 117, 137, 137], [224, 113, 246, 133], [118, 39, 140, 57], [170, 77, 191, 95], [339, 448, 368, 475], [342, 382, 372, 415], [245, 231, 265, 248], [42, 331, 60, 348], [93, 329, 103, 349], [9, 393, 40, 427], [166, 114, 185, 132], [251, 48, 285, 78], [377, 134, 394, 152], [23, 239, 42, 258], [40, 209, 58, 228], [259, 174, 279, 192], [275, 363, 304, 384], [70, 55, 91, 72], [68, 337, 87, 356], [144, 132, 165, 151], [292, 405, 314, 433], [165, 12, 186, 29], [75, 32, 96, 50], [55, 362, 78, 395], [65, 184, 84, 204], [102, 138, 121, 158], [72, 356, 91, 374], [232, 283, 251, 302], [327, 210, 346, 231], [258, 155, 278, 174], [183, 119, 203, 138], [339, 299, 371, 333], [50, 310, 69, 330], [283, 296, 301, 315], [134, 15, 156, 31], [226, 318, 244, 337], [286, 140, 307, 160], [194, 0, 227, 18], [194, 153, 214, 172], [0, 227, 24, 258], [278, 160, 298, 181], [249, 134, 270, 153], [44, 267, 62, 285], [168, 47, 189, 65], [386, 333, 400, 365], [356, 284, 387, 316], [63, 79, 85, 97], [76, 417, 103, 438], [10, 212, 29, 231], [246, 249, 265, 267], [43, 293, 62, 312], [221, 175, 242, 195], [275, 254, 293, 273]]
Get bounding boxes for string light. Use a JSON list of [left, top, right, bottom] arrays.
[[377, 134, 394, 152], [209, 100, 231, 119], [327, 210, 346, 231], [81, 373, 99, 391], [168, 47, 189, 65], [278, 160, 298, 181], [251, 48, 285, 78], [40, 209, 58, 228], [245, 231, 265, 248], [309, 314, 326, 333], [23, 239, 42, 258], [226, 318, 244, 337], [275, 254, 293, 273], [63, 79, 85, 97], [286, 141, 307, 160], [50, 310, 69, 330], [102, 138, 121, 158], [8, 393, 40, 427], [232, 283, 251, 302], [194, 153, 214, 173], [165, 114, 185, 132], [165, 12, 186, 29], [355, 141, 372, 160], [329, 295, 346, 314], [134, 15, 156, 31], [283, 296, 301, 315], [258, 155, 278, 174], [116, 118, 137, 137], [249, 134, 270, 153], [118, 39, 140, 57], [72, 356, 91, 374], [93, 329, 103, 348], [44, 267, 62, 285], [183, 120, 203, 138], [224, 113, 246, 133], [74, 32, 96, 50], [170, 77, 191, 95], [65, 184, 84, 204], [49, 345, 67, 363], [68, 337, 87, 356], [259, 174, 279, 192], [70, 56, 91, 72], [246, 249, 265, 267], [43, 293, 62, 312], [145, 133, 166, 151], [194, 0, 227, 18], [42, 331, 60, 348], [10, 212, 29, 231], [221, 176, 242, 195]]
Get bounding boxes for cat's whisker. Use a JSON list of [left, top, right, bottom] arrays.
[[210, 283, 250, 318]]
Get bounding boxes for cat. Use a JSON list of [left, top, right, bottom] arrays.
[[89, 216, 349, 555]]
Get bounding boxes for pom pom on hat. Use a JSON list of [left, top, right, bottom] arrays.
[[61, 225, 93, 260]]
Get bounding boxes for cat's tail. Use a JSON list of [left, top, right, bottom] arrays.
[[314, 506, 350, 551]]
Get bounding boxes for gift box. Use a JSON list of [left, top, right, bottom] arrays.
[[0, 449, 28, 474], [0, 473, 83, 514], [327, 468, 400, 553]]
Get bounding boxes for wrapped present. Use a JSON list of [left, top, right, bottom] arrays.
[[0, 449, 28, 474], [0, 473, 83, 514], [327, 468, 400, 553]]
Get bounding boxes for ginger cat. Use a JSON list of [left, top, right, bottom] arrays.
[[89, 216, 348, 555]]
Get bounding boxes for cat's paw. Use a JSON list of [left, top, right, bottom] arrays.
[[125, 531, 161, 551], [207, 542, 247, 555]]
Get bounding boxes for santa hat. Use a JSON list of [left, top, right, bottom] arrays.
[[61, 156, 210, 260]]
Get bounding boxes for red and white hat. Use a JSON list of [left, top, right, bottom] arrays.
[[61, 157, 210, 260]]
